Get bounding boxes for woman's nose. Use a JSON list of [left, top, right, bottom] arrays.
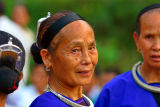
[[81, 51, 92, 65], [152, 38, 160, 51]]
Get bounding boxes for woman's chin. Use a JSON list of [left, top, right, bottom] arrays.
[[148, 61, 160, 69], [78, 78, 92, 86]]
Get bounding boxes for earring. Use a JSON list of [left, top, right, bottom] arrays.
[[45, 66, 51, 72]]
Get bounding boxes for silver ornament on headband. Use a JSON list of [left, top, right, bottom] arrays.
[[0, 37, 23, 73], [36, 12, 51, 37], [47, 12, 51, 18], [36, 12, 51, 49]]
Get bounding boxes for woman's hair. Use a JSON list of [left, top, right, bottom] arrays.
[[136, 3, 160, 35], [31, 10, 84, 64], [0, 30, 25, 94]]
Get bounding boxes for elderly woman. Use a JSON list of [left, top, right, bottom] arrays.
[[95, 4, 160, 107], [0, 31, 25, 107], [30, 11, 98, 107]]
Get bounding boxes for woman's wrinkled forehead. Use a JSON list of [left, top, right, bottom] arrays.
[[60, 21, 94, 43], [58, 20, 93, 37]]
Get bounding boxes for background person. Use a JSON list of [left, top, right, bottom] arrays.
[[11, 4, 34, 84], [98, 67, 120, 88], [30, 10, 98, 106], [6, 64, 48, 107], [11, 4, 34, 47], [0, 1, 33, 84], [84, 67, 120, 104]]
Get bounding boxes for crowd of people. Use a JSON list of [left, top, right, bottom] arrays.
[[0, 0, 160, 106]]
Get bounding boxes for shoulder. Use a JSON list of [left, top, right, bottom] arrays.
[[95, 71, 157, 107], [104, 70, 135, 89], [30, 92, 65, 107], [95, 71, 135, 106]]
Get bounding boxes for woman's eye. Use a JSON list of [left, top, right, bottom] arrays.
[[145, 35, 152, 39], [89, 46, 95, 51], [72, 49, 78, 53]]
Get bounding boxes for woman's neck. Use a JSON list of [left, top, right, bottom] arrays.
[[48, 77, 82, 101], [0, 93, 7, 107], [140, 63, 160, 83]]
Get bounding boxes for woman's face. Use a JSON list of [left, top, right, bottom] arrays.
[[49, 20, 98, 87], [135, 12, 160, 68]]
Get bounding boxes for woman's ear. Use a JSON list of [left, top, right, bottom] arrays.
[[133, 32, 140, 51], [40, 49, 52, 68]]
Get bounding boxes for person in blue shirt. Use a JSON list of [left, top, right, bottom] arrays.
[[95, 3, 160, 107], [30, 10, 98, 107]]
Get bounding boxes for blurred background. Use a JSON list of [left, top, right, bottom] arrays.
[[3, 0, 158, 73], [2, 0, 159, 106]]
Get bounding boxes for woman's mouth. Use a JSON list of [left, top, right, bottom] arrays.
[[76, 70, 91, 77], [151, 55, 160, 62]]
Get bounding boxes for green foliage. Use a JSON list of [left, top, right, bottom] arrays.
[[3, 0, 158, 73]]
